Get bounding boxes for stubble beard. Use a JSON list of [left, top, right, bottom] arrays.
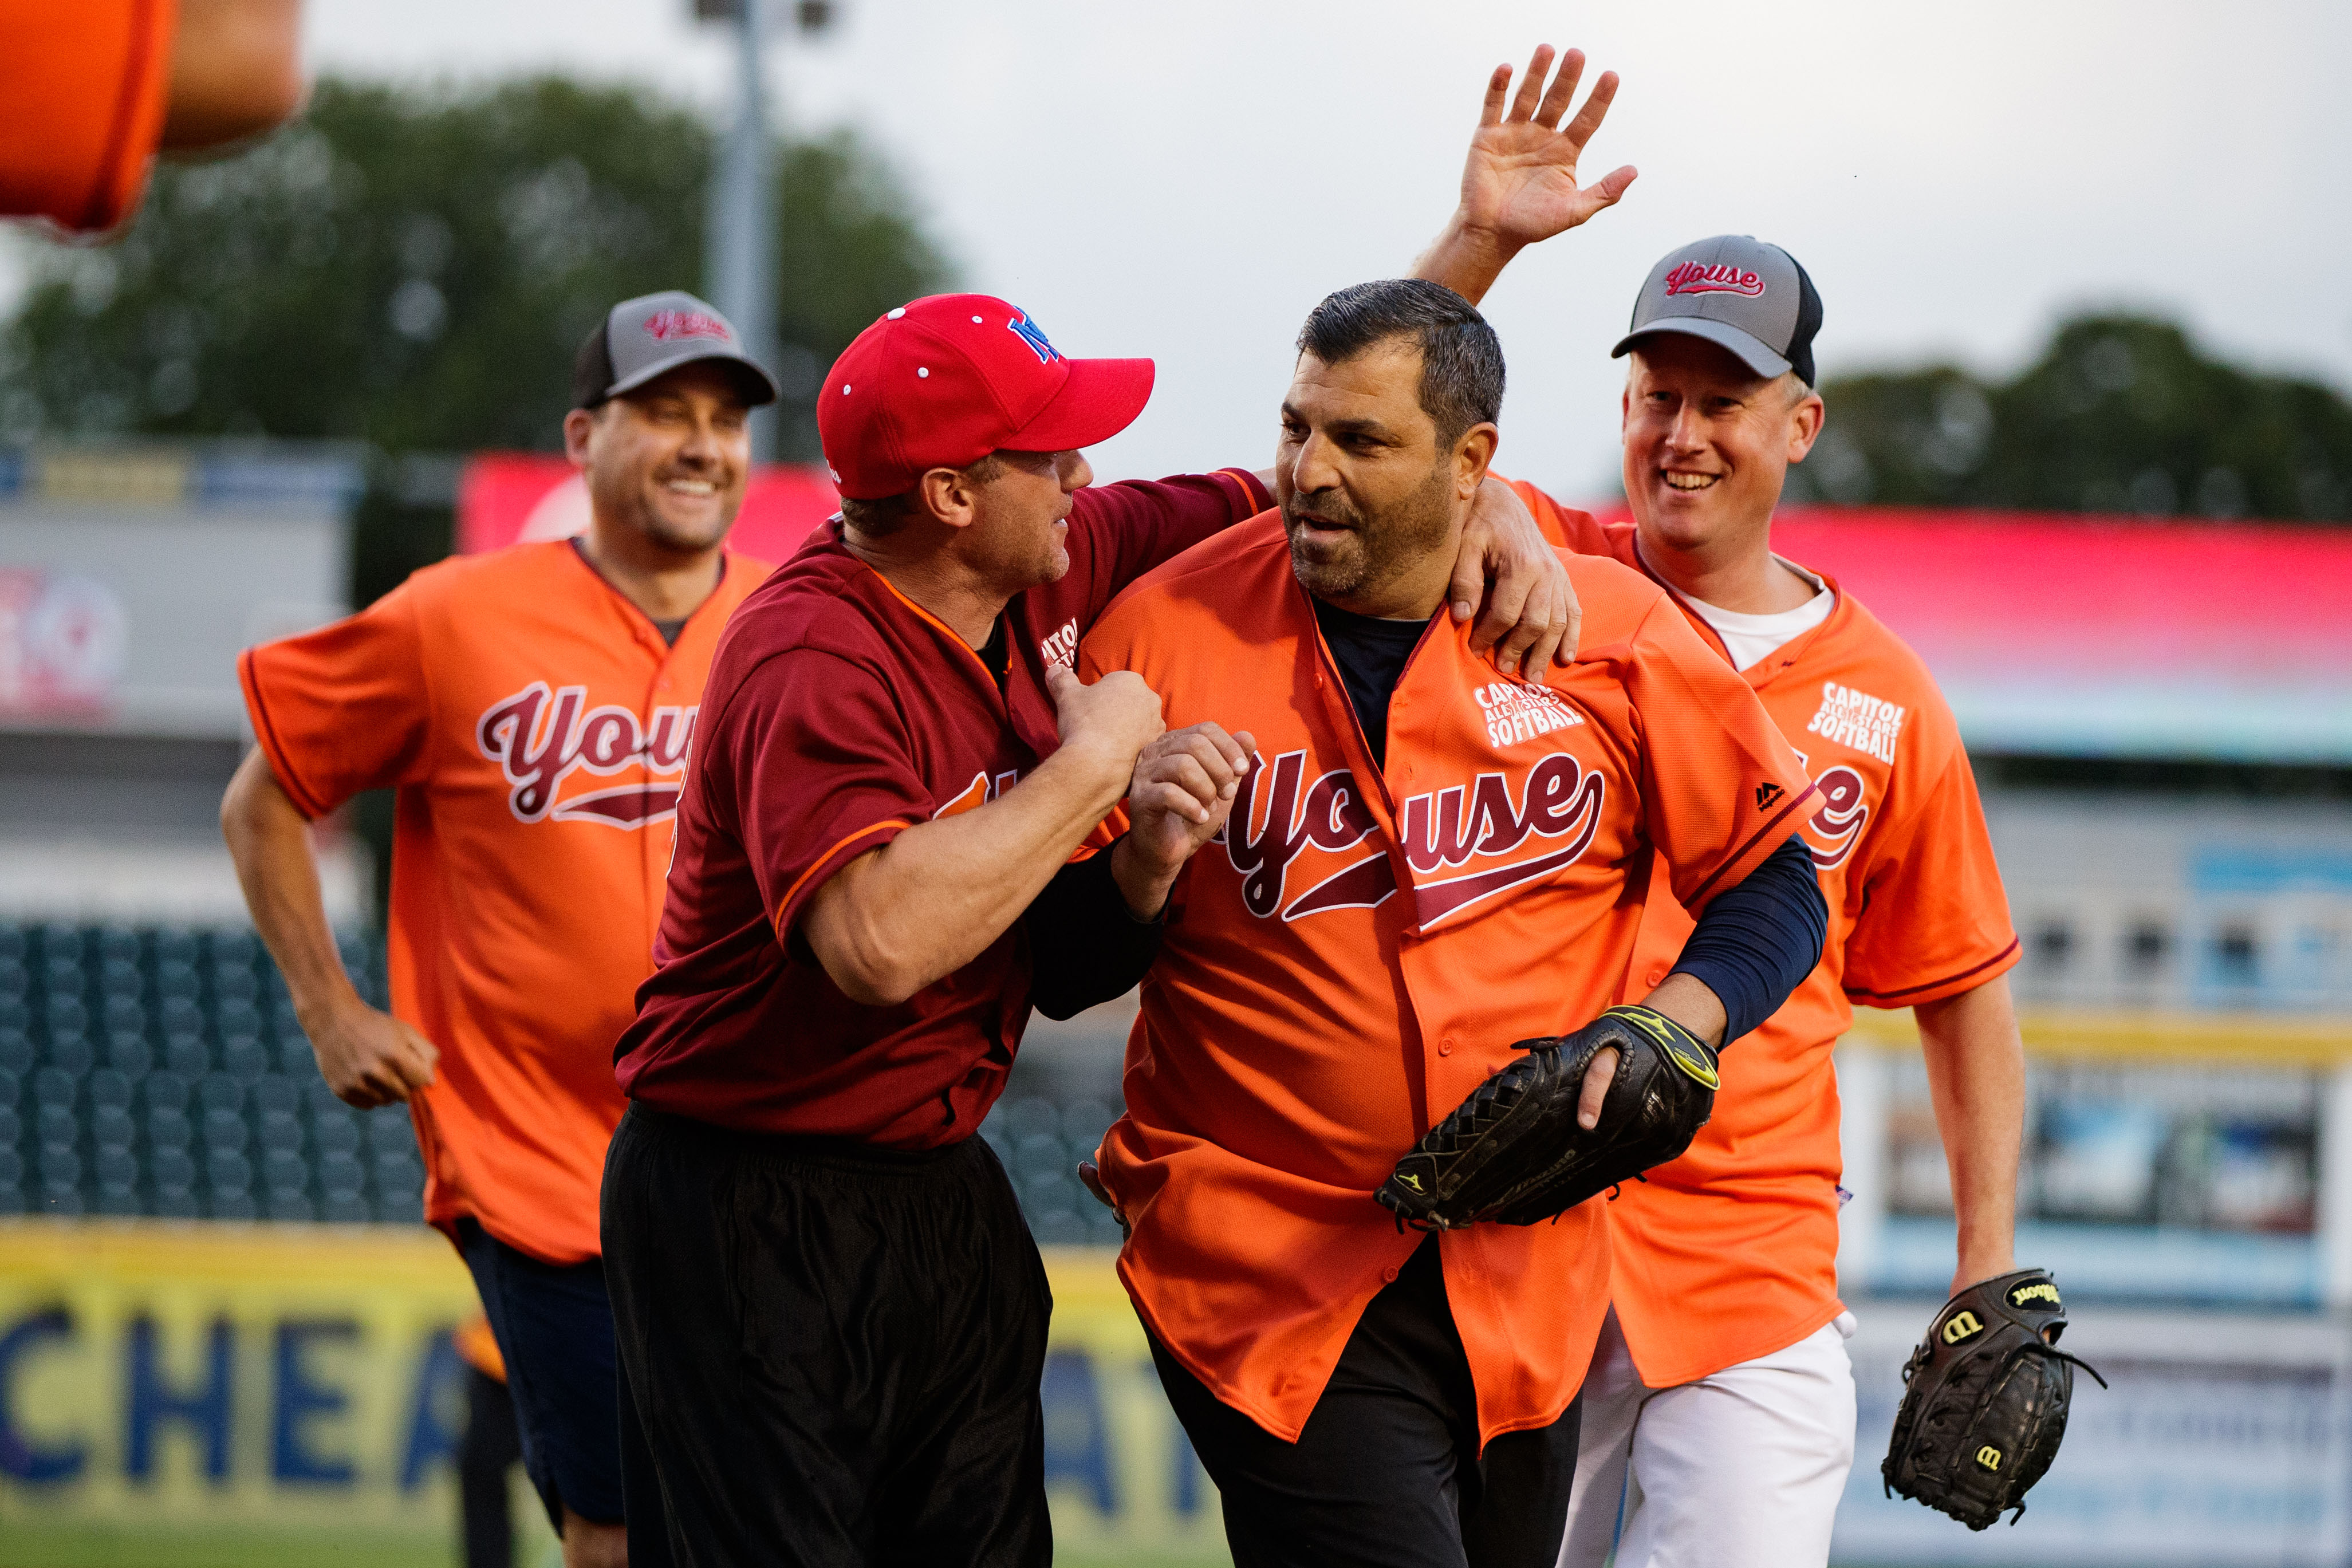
[[587, 462, 738, 558], [1285, 461, 1456, 610], [639, 507, 734, 555], [968, 501, 1071, 596]]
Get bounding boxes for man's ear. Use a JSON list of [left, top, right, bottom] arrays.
[[1786, 393, 1826, 464], [915, 466, 983, 531], [562, 408, 598, 469], [1455, 423, 1501, 496]]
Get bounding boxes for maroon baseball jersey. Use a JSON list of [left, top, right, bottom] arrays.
[[614, 470, 1271, 1144]]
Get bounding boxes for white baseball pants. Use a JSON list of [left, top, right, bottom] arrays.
[[1558, 1306, 1858, 1568]]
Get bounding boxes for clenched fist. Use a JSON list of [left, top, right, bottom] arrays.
[[1045, 664, 1165, 786], [302, 995, 439, 1110]]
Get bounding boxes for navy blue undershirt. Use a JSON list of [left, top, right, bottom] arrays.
[[1309, 595, 1826, 1046], [1311, 599, 1431, 767]]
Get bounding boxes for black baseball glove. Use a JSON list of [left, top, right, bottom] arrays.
[[1882, 1267, 2106, 1530], [1374, 1004, 1719, 1230]]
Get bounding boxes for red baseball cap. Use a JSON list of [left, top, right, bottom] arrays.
[[817, 294, 1155, 499]]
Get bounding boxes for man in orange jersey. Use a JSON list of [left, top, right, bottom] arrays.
[[1, 0, 305, 233], [223, 291, 782, 1568], [1417, 137, 2028, 1558], [1075, 277, 1831, 1568]]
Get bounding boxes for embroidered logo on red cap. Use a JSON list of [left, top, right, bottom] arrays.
[[643, 309, 731, 342], [1663, 262, 1766, 299], [1008, 311, 1062, 365]]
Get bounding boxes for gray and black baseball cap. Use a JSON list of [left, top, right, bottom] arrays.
[[1612, 235, 1823, 387], [572, 290, 781, 410]]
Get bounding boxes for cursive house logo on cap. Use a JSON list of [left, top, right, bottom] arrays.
[[1663, 261, 1766, 299], [643, 309, 731, 342]]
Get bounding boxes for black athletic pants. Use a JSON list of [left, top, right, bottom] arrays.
[[1152, 1235, 1581, 1568], [601, 1102, 1053, 1568]]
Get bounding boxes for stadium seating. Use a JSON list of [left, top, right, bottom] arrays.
[[0, 923, 423, 1223], [980, 1091, 1129, 1248], [0, 921, 1126, 1243]]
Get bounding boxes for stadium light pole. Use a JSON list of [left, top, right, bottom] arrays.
[[704, 0, 780, 462]]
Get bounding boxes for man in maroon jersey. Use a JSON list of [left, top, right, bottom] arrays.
[[602, 283, 1584, 1563]]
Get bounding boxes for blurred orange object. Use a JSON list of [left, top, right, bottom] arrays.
[[455, 1310, 507, 1384], [0, 0, 180, 232]]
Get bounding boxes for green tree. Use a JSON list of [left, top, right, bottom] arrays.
[[0, 76, 954, 467], [1787, 314, 2352, 522], [0, 78, 955, 927]]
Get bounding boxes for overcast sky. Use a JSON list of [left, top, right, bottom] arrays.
[[29, 1, 2352, 498]]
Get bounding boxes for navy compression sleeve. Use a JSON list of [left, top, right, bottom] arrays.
[[1023, 836, 1165, 1021], [1669, 834, 1829, 1046]]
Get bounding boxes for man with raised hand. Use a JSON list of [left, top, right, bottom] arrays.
[[1415, 103, 2028, 1568], [1075, 275, 1830, 1568]]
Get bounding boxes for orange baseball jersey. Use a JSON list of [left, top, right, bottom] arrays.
[[239, 541, 769, 1266], [0, 0, 176, 231], [1513, 483, 2021, 1386], [1078, 513, 1821, 1447]]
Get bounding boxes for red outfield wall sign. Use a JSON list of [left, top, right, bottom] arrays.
[[0, 569, 125, 719], [1585, 504, 2352, 763], [458, 469, 2352, 762], [455, 455, 843, 564]]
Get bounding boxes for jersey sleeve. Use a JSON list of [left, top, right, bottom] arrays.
[[1840, 747, 2022, 1008], [1505, 478, 1624, 560], [237, 586, 436, 820], [1620, 597, 1821, 912], [723, 647, 933, 939], [1072, 469, 1271, 607], [0, 0, 175, 231], [1069, 618, 1140, 855]]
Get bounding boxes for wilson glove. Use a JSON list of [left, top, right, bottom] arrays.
[[1882, 1267, 2106, 1530]]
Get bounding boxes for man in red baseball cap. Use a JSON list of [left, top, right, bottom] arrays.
[[603, 263, 1584, 1558], [817, 297, 1156, 500]]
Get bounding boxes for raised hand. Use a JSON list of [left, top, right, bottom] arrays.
[[1459, 44, 1637, 251], [1413, 44, 1638, 306]]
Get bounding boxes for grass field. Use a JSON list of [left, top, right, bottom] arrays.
[[0, 1528, 470, 1568]]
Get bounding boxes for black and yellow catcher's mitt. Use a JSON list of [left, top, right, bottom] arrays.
[[1374, 1004, 1719, 1230], [1882, 1267, 2106, 1530]]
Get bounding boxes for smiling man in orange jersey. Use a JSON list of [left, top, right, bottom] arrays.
[[1075, 275, 1830, 1568], [1416, 153, 2029, 1563], [224, 292, 784, 1568]]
